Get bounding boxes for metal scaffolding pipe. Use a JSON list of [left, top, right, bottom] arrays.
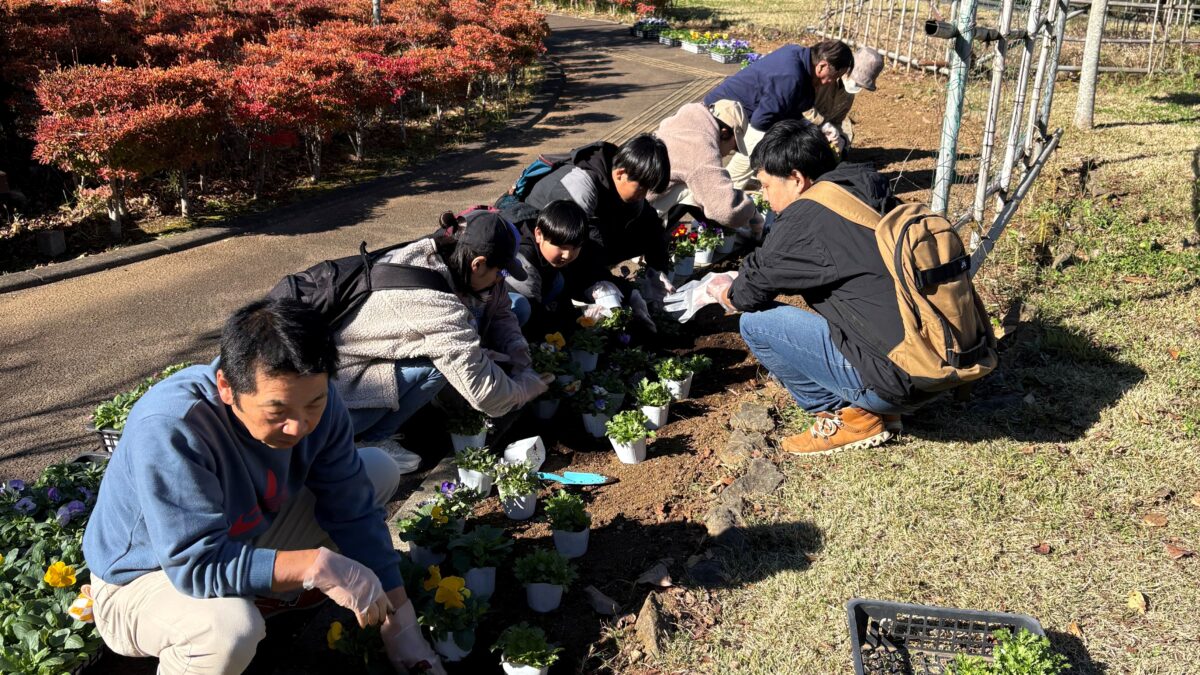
[[812, 29, 952, 73], [999, 0, 1044, 199], [973, 0, 1016, 223], [932, 0, 980, 215]]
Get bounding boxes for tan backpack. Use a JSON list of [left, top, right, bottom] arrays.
[[799, 181, 997, 392]]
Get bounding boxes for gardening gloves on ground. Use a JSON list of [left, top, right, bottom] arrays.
[[302, 547, 391, 628], [664, 272, 738, 323], [382, 599, 446, 675]]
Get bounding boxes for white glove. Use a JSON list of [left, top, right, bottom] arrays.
[[585, 281, 622, 309], [663, 272, 735, 323], [512, 369, 552, 406], [581, 303, 614, 321], [629, 290, 656, 333], [382, 599, 446, 675], [302, 548, 391, 628]]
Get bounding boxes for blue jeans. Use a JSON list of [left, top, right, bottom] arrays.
[[739, 304, 917, 415], [348, 358, 446, 442]]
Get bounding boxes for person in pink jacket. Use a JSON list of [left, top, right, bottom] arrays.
[[648, 99, 765, 237]]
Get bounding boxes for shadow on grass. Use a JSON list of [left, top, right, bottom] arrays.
[[907, 314, 1146, 444], [1047, 630, 1109, 675]]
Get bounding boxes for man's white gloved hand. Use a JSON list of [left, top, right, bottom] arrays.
[[382, 599, 446, 675], [512, 369, 553, 406], [629, 290, 656, 333], [581, 303, 614, 321], [663, 272, 737, 323], [302, 548, 391, 628]]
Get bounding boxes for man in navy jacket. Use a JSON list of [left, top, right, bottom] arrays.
[[703, 40, 854, 188]]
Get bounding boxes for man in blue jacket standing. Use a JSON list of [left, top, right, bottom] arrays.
[[82, 298, 444, 674], [703, 40, 854, 188]]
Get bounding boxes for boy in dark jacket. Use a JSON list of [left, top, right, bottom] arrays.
[[502, 199, 589, 332], [665, 120, 925, 455], [523, 134, 673, 304]]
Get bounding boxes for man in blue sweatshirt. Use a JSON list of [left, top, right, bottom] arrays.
[[82, 298, 445, 674], [703, 40, 854, 188]]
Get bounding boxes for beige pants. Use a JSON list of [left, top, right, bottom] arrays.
[[649, 182, 700, 219], [90, 446, 401, 675], [724, 124, 768, 189]]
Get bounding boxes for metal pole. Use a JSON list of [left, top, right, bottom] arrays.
[[838, 0, 849, 39], [1025, 0, 1060, 156], [931, 0, 979, 215], [973, 0, 1016, 223], [971, 128, 1064, 275], [907, 0, 922, 70], [1147, 0, 1162, 72], [895, 0, 908, 68], [999, 0, 1044, 196], [1037, 0, 1069, 137]]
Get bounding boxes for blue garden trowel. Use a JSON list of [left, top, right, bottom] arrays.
[[537, 471, 617, 486]]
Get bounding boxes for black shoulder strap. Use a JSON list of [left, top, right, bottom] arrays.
[[368, 263, 452, 294]]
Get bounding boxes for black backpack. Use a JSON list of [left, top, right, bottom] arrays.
[[268, 237, 452, 330]]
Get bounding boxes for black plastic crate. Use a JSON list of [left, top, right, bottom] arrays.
[[847, 599, 1046, 675], [93, 426, 121, 453]]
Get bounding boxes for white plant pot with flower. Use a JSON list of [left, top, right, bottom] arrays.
[[570, 349, 599, 373], [581, 413, 610, 438], [552, 528, 590, 559], [464, 566, 496, 600], [450, 430, 487, 453], [502, 493, 537, 520], [533, 398, 560, 420], [502, 662, 549, 675], [525, 582, 564, 613], [433, 632, 473, 662], [609, 437, 648, 464], [640, 403, 670, 430], [408, 543, 445, 567], [694, 247, 715, 266], [456, 468, 493, 496], [673, 255, 695, 279], [664, 373, 694, 400]]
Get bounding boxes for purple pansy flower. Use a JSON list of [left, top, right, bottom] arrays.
[[439, 481, 457, 495], [46, 486, 61, 502], [13, 497, 36, 514], [619, 333, 632, 345], [3, 479, 25, 493], [56, 500, 87, 526], [79, 487, 95, 503]]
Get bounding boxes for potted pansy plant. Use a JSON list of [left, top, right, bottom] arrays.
[[659, 27, 685, 47], [545, 490, 591, 559], [495, 461, 540, 520], [671, 225, 698, 279], [634, 377, 672, 430], [605, 410, 655, 464], [681, 30, 719, 54], [568, 327, 605, 373], [418, 565, 489, 662], [655, 354, 712, 400], [432, 481, 483, 532], [448, 525, 512, 600], [446, 406, 488, 453], [493, 623, 562, 675], [395, 502, 457, 566], [609, 346, 652, 386], [693, 221, 724, 266], [452, 446, 497, 496], [585, 368, 627, 412], [710, 38, 752, 64], [514, 548, 577, 613], [570, 384, 612, 437]]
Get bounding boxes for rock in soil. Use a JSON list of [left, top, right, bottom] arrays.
[[722, 458, 785, 500], [686, 558, 726, 587], [584, 585, 622, 615], [720, 430, 767, 465], [729, 401, 775, 433], [636, 560, 674, 587], [704, 496, 746, 548], [635, 594, 665, 656]]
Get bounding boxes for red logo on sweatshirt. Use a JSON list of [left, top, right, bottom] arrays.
[[227, 470, 288, 538]]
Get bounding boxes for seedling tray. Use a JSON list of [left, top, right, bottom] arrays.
[[93, 426, 121, 453], [847, 599, 1046, 675]]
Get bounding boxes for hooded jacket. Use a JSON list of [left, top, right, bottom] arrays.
[[334, 238, 532, 417], [728, 162, 918, 404], [702, 44, 817, 131], [649, 103, 759, 230], [524, 142, 670, 284]]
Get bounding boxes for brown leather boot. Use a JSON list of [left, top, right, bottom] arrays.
[[782, 407, 892, 455]]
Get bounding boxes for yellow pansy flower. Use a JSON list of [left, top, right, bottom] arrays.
[[43, 561, 76, 588], [423, 565, 443, 591], [577, 315, 597, 328], [545, 332, 566, 350], [0, 553, 4, 564], [326, 621, 343, 650], [430, 504, 448, 525], [434, 575, 470, 609]]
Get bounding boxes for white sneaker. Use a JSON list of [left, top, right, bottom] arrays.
[[357, 439, 422, 474]]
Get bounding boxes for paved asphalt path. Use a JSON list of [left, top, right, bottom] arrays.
[[0, 14, 737, 480]]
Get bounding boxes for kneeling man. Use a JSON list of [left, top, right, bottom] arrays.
[[82, 298, 443, 674]]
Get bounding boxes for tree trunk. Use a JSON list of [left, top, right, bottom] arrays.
[[107, 178, 123, 238], [306, 134, 323, 182], [179, 170, 190, 218], [349, 124, 366, 161], [1074, 0, 1109, 130], [253, 150, 267, 200], [372, 0, 382, 25]]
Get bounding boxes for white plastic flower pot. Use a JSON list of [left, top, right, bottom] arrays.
[[502, 662, 549, 675], [717, 234, 736, 255], [457, 468, 493, 496], [502, 436, 547, 472], [525, 582, 564, 613], [664, 373, 694, 400], [450, 431, 487, 453], [673, 256, 695, 278], [502, 493, 537, 520], [553, 528, 590, 559], [640, 403, 670, 430], [533, 398, 560, 420], [464, 566, 496, 600], [694, 247, 715, 266], [571, 350, 599, 373], [581, 413, 610, 438], [610, 437, 648, 464], [408, 543, 445, 567], [433, 632, 472, 662]]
